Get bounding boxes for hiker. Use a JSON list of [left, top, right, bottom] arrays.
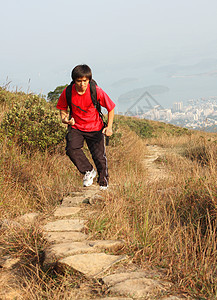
[[56, 64, 115, 190]]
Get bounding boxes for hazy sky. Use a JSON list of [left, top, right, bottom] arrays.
[[1, 0, 217, 109]]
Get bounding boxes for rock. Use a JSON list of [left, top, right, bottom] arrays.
[[47, 239, 125, 258], [0, 256, 20, 269], [0, 219, 21, 229], [103, 271, 160, 285], [61, 196, 90, 206], [48, 241, 96, 257], [0, 288, 23, 300], [54, 207, 81, 217], [59, 253, 127, 277], [43, 219, 86, 232], [17, 212, 39, 224], [82, 184, 99, 193], [68, 192, 85, 197], [82, 185, 101, 199], [44, 231, 88, 243], [88, 240, 125, 252], [109, 278, 167, 298], [103, 272, 171, 298], [0, 269, 23, 299]]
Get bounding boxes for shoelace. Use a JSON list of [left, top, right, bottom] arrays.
[[84, 171, 91, 180]]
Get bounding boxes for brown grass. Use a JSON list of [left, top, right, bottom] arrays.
[[0, 139, 82, 219], [88, 127, 217, 299], [1, 88, 217, 298]]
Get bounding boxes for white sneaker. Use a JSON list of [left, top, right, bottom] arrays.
[[83, 169, 97, 187], [99, 185, 109, 191]]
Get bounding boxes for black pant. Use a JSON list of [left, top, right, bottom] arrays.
[[66, 127, 108, 186]]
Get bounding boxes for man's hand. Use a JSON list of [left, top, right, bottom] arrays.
[[102, 109, 115, 137], [60, 110, 75, 125], [68, 117, 75, 126], [102, 126, 113, 136], [62, 116, 75, 125]]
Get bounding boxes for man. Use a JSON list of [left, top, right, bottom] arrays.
[[56, 64, 115, 190]]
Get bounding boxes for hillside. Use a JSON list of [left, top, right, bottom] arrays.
[[0, 87, 217, 299]]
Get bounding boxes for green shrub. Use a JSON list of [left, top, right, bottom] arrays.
[[0, 87, 27, 107], [117, 116, 153, 138], [47, 84, 67, 106], [1, 95, 66, 152], [106, 118, 122, 146]]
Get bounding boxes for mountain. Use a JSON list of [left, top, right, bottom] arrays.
[[118, 85, 169, 103]]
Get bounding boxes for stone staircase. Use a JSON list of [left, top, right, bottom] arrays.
[[42, 185, 188, 300]]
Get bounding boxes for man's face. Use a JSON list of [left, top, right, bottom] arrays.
[[75, 77, 89, 94]]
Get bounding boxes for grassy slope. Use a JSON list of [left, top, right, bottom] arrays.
[[0, 88, 217, 299]]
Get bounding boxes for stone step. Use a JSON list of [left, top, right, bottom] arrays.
[[102, 271, 172, 299], [88, 240, 125, 252], [59, 253, 127, 277], [43, 219, 87, 232], [47, 240, 125, 258], [54, 206, 81, 217], [17, 212, 39, 224], [61, 196, 90, 207], [44, 231, 88, 243], [42, 187, 187, 299]]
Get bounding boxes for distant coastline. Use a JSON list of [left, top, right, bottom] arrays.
[[171, 70, 217, 78]]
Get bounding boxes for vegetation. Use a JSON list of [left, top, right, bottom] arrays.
[[116, 115, 190, 138], [0, 86, 217, 299], [47, 84, 67, 106], [1, 93, 66, 152]]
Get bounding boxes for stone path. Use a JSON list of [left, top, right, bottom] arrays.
[[42, 185, 188, 299], [0, 145, 190, 299]]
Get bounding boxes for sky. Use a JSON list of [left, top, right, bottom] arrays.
[[1, 0, 217, 112]]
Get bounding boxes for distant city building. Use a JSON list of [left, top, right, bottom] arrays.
[[123, 96, 217, 132], [173, 102, 183, 112]]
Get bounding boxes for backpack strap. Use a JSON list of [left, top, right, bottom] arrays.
[[89, 80, 109, 145], [89, 80, 107, 127], [65, 81, 87, 118], [65, 81, 73, 118]]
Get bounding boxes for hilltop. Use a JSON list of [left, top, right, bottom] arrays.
[[0, 87, 217, 299]]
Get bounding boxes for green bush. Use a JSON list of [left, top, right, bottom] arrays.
[[1, 94, 66, 152], [0, 87, 27, 107], [47, 84, 67, 106], [117, 116, 153, 138]]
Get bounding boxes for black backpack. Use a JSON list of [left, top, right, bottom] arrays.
[[65, 79, 107, 127]]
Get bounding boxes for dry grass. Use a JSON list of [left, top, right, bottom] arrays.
[[88, 128, 217, 299], [1, 88, 217, 298], [0, 140, 105, 299], [0, 222, 105, 299], [0, 139, 82, 219]]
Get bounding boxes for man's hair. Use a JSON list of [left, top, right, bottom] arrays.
[[71, 64, 92, 81]]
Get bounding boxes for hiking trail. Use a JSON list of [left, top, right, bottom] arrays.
[[143, 144, 169, 182], [0, 145, 190, 299]]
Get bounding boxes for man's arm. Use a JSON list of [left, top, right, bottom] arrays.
[[60, 110, 75, 126], [102, 108, 114, 136]]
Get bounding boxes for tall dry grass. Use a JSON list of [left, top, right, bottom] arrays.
[[0, 139, 82, 219], [1, 87, 217, 298], [1, 220, 104, 299], [0, 133, 88, 298], [88, 127, 217, 299]]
